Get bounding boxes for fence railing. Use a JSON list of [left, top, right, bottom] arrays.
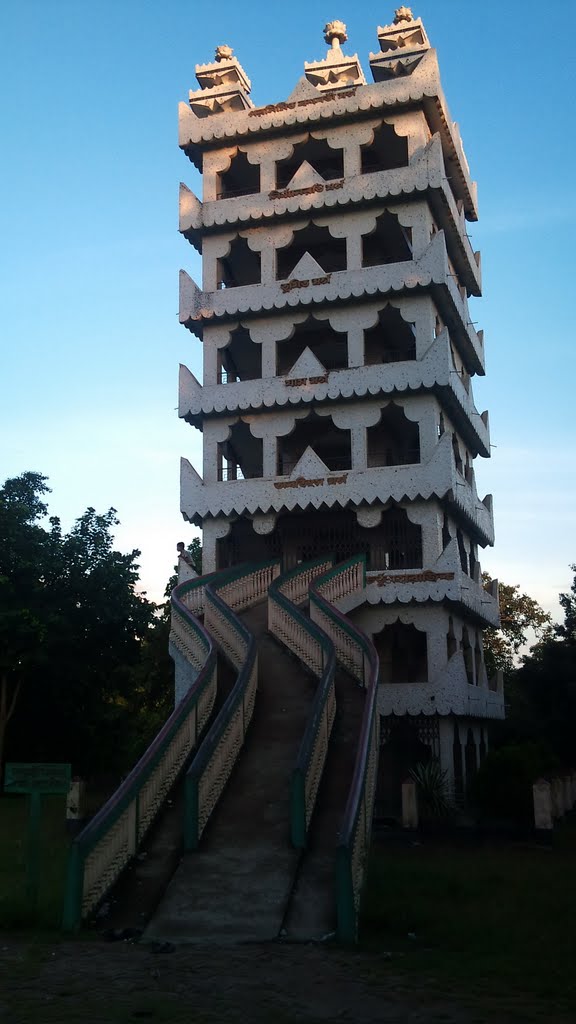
[[62, 574, 218, 931], [268, 557, 336, 848], [310, 555, 380, 943], [184, 559, 280, 850]]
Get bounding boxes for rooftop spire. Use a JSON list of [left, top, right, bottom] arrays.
[[323, 20, 348, 48], [394, 6, 414, 23], [214, 44, 234, 62]]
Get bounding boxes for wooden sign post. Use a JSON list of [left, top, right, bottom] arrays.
[[4, 762, 71, 909]]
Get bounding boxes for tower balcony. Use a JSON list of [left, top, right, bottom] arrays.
[[180, 430, 494, 545], [337, 552, 500, 631], [180, 231, 484, 374], [179, 328, 490, 457], [376, 670, 505, 720], [180, 135, 481, 296], [179, 47, 477, 220]]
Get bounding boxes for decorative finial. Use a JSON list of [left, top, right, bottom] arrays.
[[394, 6, 414, 23], [214, 44, 233, 62], [324, 20, 348, 48]]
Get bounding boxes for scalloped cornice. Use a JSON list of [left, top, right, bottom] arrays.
[[180, 136, 481, 295], [180, 436, 494, 544], [179, 233, 485, 374], [179, 49, 477, 221], [178, 331, 490, 457]]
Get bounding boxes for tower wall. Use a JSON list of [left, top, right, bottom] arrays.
[[178, 11, 504, 802]]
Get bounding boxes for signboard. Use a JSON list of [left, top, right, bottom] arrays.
[[4, 762, 71, 794], [3, 762, 72, 910]]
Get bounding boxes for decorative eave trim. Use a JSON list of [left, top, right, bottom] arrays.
[[179, 50, 477, 219], [178, 330, 490, 457], [180, 437, 494, 543], [378, 686, 505, 719], [180, 135, 481, 294], [362, 574, 500, 628], [179, 233, 484, 375]]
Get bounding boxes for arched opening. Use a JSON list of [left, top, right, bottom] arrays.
[[442, 513, 451, 550], [453, 724, 464, 802], [217, 516, 281, 569], [377, 717, 431, 818], [364, 305, 416, 365], [217, 236, 260, 288], [367, 404, 420, 467], [464, 728, 478, 784], [277, 411, 351, 475], [474, 635, 483, 685], [277, 316, 348, 375], [375, 620, 428, 683], [372, 507, 422, 570], [217, 421, 263, 481], [469, 542, 477, 580], [462, 626, 474, 684], [276, 223, 346, 280], [275, 509, 368, 568], [452, 433, 463, 475], [457, 530, 469, 575], [217, 326, 261, 383], [217, 150, 260, 199], [447, 616, 457, 660], [360, 121, 409, 174], [362, 210, 412, 268], [276, 136, 344, 189]]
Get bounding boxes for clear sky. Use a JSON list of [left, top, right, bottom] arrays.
[[2, 0, 575, 618]]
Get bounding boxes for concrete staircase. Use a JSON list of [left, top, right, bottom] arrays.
[[146, 601, 319, 943], [145, 596, 367, 944], [65, 557, 378, 943]]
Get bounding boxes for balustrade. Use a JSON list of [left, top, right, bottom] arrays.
[[310, 555, 379, 942], [184, 560, 279, 849], [268, 557, 337, 848], [62, 577, 217, 930]]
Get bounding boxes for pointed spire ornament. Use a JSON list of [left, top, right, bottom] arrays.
[[323, 20, 348, 48], [394, 6, 414, 23]]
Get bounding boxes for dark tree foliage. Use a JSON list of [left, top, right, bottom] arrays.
[[483, 566, 576, 781], [1, 472, 158, 777], [482, 573, 552, 679]]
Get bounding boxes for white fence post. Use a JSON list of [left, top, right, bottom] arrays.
[[402, 779, 419, 830], [533, 779, 553, 830]]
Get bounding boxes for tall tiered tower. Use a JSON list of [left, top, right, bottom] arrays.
[[177, 10, 504, 800]]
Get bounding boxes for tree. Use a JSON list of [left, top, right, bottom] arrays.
[[0, 472, 52, 771], [557, 563, 576, 644], [1, 472, 157, 777], [482, 574, 552, 679]]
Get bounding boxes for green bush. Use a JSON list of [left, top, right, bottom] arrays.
[[469, 742, 558, 823]]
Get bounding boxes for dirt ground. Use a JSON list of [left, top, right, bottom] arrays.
[[0, 934, 555, 1024]]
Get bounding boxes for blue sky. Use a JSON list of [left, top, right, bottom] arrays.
[[2, 0, 575, 619]]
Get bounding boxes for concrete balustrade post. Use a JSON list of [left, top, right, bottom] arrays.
[[402, 779, 419, 829], [551, 777, 564, 818], [533, 779, 553, 830]]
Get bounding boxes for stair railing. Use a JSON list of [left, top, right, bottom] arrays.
[[310, 555, 380, 943], [62, 573, 218, 931], [268, 557, 336, 848], [184, 559, 280, 849]]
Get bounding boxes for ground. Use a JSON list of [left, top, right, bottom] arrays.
[[2, 796, 575, 1023], [0, 935, 562, 1024]]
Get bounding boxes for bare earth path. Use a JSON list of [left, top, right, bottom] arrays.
[[0, 935, 562, 1024]]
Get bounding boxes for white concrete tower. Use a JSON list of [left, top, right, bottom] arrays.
[[177, 10, 504, 802]]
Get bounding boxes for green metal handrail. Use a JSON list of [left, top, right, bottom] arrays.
[[184, 559, 280, 849], [310, 555, 380, 943], [62, 573, 217, 931], [268, 558, 336, 848]]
